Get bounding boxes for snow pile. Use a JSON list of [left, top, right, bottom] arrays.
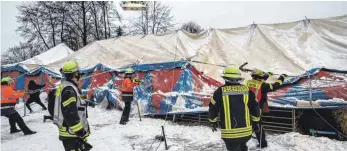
[[2, 102, 347, 151]]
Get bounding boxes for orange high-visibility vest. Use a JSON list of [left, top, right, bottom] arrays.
[[121, 78, 138, 93], [1, 85, 24, 104]]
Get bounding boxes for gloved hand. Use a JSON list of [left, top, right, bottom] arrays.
[[267, 72, 274, 76], [280, 74, 288, 78], [210, 122, 218, 132], [253, 122, 261, 133], [76, 128, 89, 139]]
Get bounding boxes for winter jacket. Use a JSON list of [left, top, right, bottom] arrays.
[[121, 78, 137, 93], [47, 89, 57, 116], [28, 80, 45, 100], [209, 83, 260, 142], [245, 75, 285, 113], [1, 85, 24, 116], [55, 79, 89, 140]]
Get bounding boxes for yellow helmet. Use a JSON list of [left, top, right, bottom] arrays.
[[62, 60, 79, 74], [221, 65, 241, 79], [125, 67, 134, 74], [251, 69, 266, 78], [1, 77, 13, 84]]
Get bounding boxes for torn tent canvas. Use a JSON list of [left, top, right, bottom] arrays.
[[91, 61, 222, 115], [268, 68, 347, 109]]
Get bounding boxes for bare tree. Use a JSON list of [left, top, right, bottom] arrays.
[[129, 1, 175, 35], [3, 1, 123, 64], [181, 21, 204, 34], [1, 41, 42, 64]]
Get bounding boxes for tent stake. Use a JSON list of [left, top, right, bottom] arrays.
[[161, 126, 168, 150]]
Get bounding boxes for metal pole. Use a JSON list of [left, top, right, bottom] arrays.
[[308, 75, 313, 103], [136, 101, 142, 121], [23, 95, 27, 117], [292, 109, 296, 132], [161, 126, 168, 150]]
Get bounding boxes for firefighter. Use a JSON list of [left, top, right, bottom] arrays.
[[119, 67, 139, 125], [26, 80, 47, 112], [53, 60, 92, 151], [245, 69, 287, 148], [1, 77, 36, 135], [209, 65, 261, 151]]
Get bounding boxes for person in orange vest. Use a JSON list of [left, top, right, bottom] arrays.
[[119, 67, 139, 125], [245, 69, 287, 148], [1, 77, 36, 135]]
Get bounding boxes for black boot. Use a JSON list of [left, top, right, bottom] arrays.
[[24, 131, 37, 135], [10, 129, 21, 134], [256, 142, 268, 148], [119, 117, 129, 125], [43, 115, 53, 122]]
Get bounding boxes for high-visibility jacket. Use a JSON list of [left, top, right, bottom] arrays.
[[209, 83, 260, 141], [121, 78, 138, 93], [245, 75, 285, 112], [53, 79, 90, 140], [1, 85, 24, 106]]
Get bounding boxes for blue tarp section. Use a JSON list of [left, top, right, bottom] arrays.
[[90, 76, 120, 105], [81, 73, 92, 90], [15, 75, 25, 90], [1, 64, 28, 73], [134, 72, 154, 113], [119, 61, 189, 72]]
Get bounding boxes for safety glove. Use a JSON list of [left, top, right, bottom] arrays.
[[280, 74, 288, 78], [210, 122, 218, 132], [76, 128, 89, 139]]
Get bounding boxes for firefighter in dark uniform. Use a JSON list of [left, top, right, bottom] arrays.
[[53, 60, 92, 151], [119, 67, 139, 125], [245, 69, 287, 148], [1, 77, 36, 135], [209, 65, 261, 151]]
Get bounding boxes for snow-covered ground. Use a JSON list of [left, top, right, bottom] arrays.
[[1, 102, 347, 151]]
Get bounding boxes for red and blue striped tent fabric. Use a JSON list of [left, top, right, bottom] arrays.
[[92, 61, 222, 115], [268, 68, 347, 109]]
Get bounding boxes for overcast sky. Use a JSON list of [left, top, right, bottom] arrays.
[[1, 1, 347, 53]]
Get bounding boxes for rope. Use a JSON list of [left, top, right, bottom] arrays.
[[189, 60, 227, 67], [308, 76, 347, 139]]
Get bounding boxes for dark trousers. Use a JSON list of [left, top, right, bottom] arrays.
[[26, 97, 47, 111], [62, 138, 91, 151], [4, 111, 31, 134], [253, 120, 267, 146], [120, 95, 133, 122], [223, 139, 248, 151]]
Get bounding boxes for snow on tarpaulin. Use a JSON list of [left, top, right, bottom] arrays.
[[130, 61, 221, 115], [1, 43, 73, 93], [1, 64, 29, 73], [90, 61, 221, 115], [47, 15, 347, 83], [268, 68, 347, 109]]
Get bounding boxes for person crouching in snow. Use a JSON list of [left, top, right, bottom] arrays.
[[26, 80, 47, 112], [209, 65, 260, 151], [119, 67, 139, 125], [1, 77, 37, 135]]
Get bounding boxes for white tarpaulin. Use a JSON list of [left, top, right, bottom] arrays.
[[47, 15, 347, 81], [19, 43, 74, 70]]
